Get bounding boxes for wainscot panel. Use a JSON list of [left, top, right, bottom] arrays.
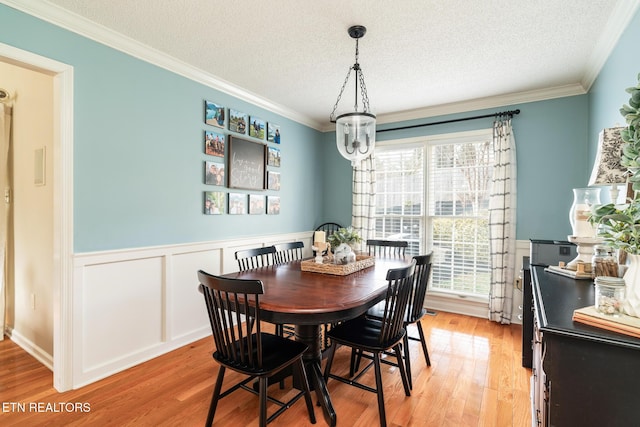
[[72, 231, 313, 388]]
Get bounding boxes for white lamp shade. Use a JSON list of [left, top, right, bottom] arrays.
[[589, 127, 628, 186], [335, 112, 376, 165]]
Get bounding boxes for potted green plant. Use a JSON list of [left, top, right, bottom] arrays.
[[327, 227, 362, 264], [590, 72, 640, 316]]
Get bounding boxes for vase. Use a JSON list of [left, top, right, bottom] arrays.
[[569, 187, 601, 238], [333, 243, 356, 265], [623, 253, 640, 317]]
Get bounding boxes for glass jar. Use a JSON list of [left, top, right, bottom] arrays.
[[569, 188, 601, 238], [594, 276, 626, 316], [591, 245, 618, 278]]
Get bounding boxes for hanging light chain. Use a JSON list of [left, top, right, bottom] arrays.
[[330, 66, 353, 122], [329, 32, 372, 121], [358, 68, 371, 114]]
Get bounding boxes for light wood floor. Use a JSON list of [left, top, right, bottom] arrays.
[[0, 311, 531, 426]]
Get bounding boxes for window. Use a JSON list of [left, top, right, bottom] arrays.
[[375, 130, 493, 297]]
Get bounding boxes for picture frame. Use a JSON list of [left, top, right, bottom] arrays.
[[229, 109, 248, 134], [249, 116, 265, 140], [205, 101, 225, 128], [267, 196, 280, 215], [268, 171, 281, 191], [267, 146, 281, 167], [228, 192, 247, 215], [227, 136, 266, 190], [205, 131, 225, 157], [204, 191, 225, 215], [249, 194, 265, 215], [267, 123, 281, 144], [204, 160, 225, 186]]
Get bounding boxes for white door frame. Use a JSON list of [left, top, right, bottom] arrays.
[[0, 42, 74, 391]]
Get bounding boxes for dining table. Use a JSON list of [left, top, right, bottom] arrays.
[[224, 256, 412, 427]]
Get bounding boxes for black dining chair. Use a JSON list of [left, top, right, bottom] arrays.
[[235, 246, 277, 271], [323, 260, 416, 427], [273, 241, 305, 339], [274, 241, 304, 264], [197, 270, 316, 427], [366, 239, 408, 257], [363, 253, 433, 389]]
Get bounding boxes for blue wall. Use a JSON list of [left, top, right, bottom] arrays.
[[0, 5, 325, 252], [2, 4, 639, 251], [589, 9, 640, 164]]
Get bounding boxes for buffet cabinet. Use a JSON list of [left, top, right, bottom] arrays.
[[531, 266, 640, 426]]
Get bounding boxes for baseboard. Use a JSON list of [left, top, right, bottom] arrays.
[[6, 327, 53, 370]]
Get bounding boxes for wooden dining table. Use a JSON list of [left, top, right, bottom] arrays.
[[224, 256, 411, 427]]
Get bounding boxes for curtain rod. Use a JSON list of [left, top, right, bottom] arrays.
[[376, 109, 520, 133]]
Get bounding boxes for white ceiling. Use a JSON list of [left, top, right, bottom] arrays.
[[8, 0, 640, 130]]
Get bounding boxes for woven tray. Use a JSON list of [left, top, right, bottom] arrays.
[[300, 255, 375, 276]]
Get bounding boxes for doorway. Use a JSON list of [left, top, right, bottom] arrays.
[[0, 42, 74, 391]]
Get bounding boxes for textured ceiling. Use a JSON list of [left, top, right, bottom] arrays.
[[12, 0, 639, 129]]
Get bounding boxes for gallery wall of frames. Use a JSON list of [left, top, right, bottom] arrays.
[[203, 100, 282, 216]]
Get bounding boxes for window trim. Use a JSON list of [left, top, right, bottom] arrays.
[[376, 128, 494, 299]]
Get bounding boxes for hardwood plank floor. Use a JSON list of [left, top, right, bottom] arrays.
[[0, 312, 531, 426]]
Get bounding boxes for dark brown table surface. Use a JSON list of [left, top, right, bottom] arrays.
[[224, 256, 412, 426]]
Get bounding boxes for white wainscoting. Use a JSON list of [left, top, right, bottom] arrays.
[[69, 234, 528, 388], [71, 231, 314, 388]]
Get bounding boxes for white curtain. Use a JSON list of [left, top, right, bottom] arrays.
[[352, 155, 376, 252], [488, 117, 517, 324], [0, 103, 12, 340]]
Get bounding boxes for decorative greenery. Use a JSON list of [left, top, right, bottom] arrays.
[[620, 72, 640, 190], [590, 72, 640, 254], [327, 227, 362, 248], [590, 203, 640, 254]]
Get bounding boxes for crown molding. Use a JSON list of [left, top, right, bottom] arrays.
[[4, 0, 635, 133], [1, 0, 324, 130], [581, 0, 640, 91], [323, 83, 586, 133]]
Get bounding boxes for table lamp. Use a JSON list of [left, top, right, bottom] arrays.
[[588, 127, 628, 203]]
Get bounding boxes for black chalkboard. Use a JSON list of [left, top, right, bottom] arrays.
[[227, 136, 266, 190]]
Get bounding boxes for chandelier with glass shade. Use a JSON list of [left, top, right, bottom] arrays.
[[329, 25, 376, 166]]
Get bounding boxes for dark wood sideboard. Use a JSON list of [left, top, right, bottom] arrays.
[[531, 266, 640, 426]]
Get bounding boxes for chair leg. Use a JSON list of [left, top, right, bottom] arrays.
[[323, 343, 337, 383], [259, 377, 268, 427], [416, 321, 431, 366], [206, 366, 226, 426], [372, 353, 387, 427], [393, 344, 411, 397], [403, 334, 413, 390], [294, 358, 317, 424]]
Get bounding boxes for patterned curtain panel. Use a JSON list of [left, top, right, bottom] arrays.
[[352, 155, 376, 252], [488, 117, 517, 324], [0, 104, 12, 340]]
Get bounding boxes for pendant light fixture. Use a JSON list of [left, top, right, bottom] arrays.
[[329, 25, 376, 166]]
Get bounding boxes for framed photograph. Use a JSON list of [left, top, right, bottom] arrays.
[[228, 192, 247, 215], [205, 101, 225, 128], [267, 196, 280, 215], [204, 191, 225, 215], [267, 146, 281, 167], [205, 131, 225, 157], [249, 194, 265, 215], [267, 123, 281, 144], [227, 136, 266, 190], [268, 171, 281, 191], [204, 160, 225, 186], [249, 116, 266, 139], [229, 109, 248, 134]]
